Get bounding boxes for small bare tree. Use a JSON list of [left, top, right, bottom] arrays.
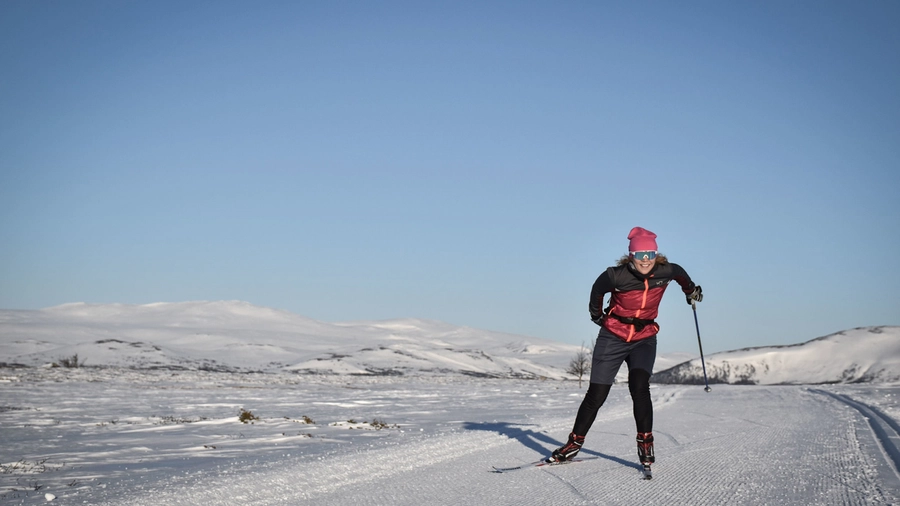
[[566, 341, 592, 388], [56, 354, 85, 368]]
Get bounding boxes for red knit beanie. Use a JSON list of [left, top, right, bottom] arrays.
[[628, 227, 658, 252]]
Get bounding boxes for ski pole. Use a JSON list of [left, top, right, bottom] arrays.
[[692, 301, 712, 392]]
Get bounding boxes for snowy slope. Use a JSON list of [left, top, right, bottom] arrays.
[[2, 302, 897, 384], [0, 301, 588, 379], [654, 326, 900, 385]]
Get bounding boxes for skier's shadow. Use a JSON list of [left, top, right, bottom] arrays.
[[462, 422, 642, 471]]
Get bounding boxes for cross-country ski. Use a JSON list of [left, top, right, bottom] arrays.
[[492, 456, 599, 473]]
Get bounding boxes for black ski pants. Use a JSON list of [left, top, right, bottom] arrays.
[[571, 329, 656, 436], [572, 368, 653, 436]]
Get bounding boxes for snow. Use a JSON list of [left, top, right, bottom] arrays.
[[1, 301, 899, 504], [0, 301, 588, 379], [655, 326, 900, 385], [2, 369, 898, 505]]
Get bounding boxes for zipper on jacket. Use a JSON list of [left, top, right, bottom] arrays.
[[626, 279, 650, 342]]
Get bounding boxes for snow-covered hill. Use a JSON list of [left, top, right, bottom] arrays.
[[0, 301, 591, 379], [2, 302, 897, 384], [654, 326, 900, 385]]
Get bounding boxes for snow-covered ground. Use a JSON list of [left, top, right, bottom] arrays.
[[1, 368, 899, 505], [2, 302, 899, 504]]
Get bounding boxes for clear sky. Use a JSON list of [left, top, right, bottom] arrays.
[[2, 1, 898, 354]]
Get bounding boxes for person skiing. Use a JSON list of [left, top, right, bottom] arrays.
[[548, 227, 702, 474]]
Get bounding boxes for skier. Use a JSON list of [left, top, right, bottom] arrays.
[[548, 227, 702, 475]]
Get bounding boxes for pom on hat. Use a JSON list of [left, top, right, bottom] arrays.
[[628, 227, 658, 252]]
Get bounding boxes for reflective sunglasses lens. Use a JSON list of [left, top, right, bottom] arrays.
[[632, 251, 657, 260]]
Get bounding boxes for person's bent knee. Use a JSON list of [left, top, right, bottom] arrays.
[[583, 382, 612, 409], [628, 369, 651, 394]]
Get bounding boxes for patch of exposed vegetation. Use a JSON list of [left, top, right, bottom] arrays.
[[0, 458, 62, 475], [238, 408, 260, 424], [331, 418, 399, 430], [154, 415, 209, 425]]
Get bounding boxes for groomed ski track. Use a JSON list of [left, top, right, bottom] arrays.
[[101, 385, 900, 506]]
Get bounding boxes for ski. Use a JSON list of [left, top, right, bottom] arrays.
[[641, 464, 652, 480], [492, 456, 597, 473]]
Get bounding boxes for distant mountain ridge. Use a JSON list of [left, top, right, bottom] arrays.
[[653, 326, 900, 385], [0, 301, 587, 379], [1, 302, 897, 384]]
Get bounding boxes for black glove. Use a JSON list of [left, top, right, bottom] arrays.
[[590, 312, 603, 325], [686, 285, 702, 305]]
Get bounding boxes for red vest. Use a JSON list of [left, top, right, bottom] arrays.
[[592, 263, 694, 342]]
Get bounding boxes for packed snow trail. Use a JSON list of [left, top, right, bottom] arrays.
[[810, 389, 900, 494], [94, 385, 899, 506]]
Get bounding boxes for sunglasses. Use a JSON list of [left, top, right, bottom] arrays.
[[630, 250, 657, 261]]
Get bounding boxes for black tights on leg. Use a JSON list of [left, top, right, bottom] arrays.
[[628, 368, 653, 433], [572, 383, 612, 436]]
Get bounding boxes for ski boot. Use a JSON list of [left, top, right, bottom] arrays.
[[547, 432, 585, 463], [637, 432, 654, 479]]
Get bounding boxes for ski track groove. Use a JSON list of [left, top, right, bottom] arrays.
[[504, 387, 899, 505], [809, 388, 900, 499], [541, 467, 594, 505]]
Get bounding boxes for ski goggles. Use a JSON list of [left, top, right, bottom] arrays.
[[630, 250, 657, 261]]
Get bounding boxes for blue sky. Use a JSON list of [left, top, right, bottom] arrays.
[[2, 1, 898, 354]]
